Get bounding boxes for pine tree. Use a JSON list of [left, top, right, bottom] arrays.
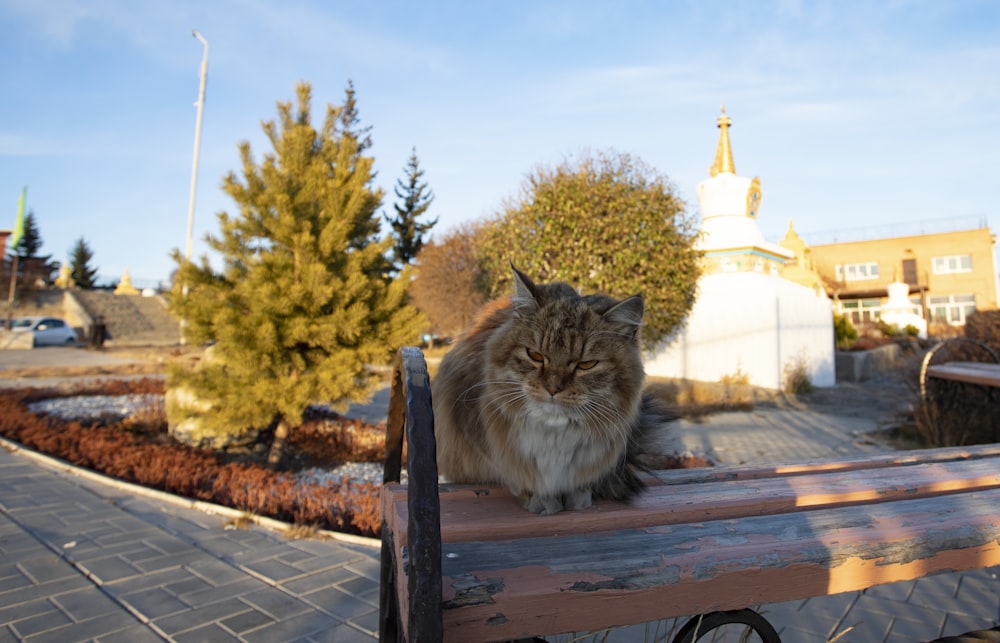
[[341, 79, 372, 154], [168, 81, 424, 466], [385, 147, 437, 274], [69, 236, 99, 289], [2, 211, 57, 297], [11, 211, 42, 259]]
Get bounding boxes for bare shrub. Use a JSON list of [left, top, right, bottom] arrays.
[[645, 373, 763, 420], [783, 357, 814, 395]]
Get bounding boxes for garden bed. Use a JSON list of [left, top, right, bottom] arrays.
[[0, 378, 383, 538]]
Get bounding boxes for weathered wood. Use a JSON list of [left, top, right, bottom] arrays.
[[429, 489, 1000, 641], [381, 347, 443, 643], [379, 355, 408, 643], [383, 452, 1000, 545], [378, 523, 399, 643], [649, 442, 1000, 486], [926, 361, 1000, 388]]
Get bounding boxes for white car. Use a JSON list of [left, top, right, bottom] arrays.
[[10, 316, 79, 346]]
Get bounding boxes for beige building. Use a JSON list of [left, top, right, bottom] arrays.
[[781, 223, 998, 328]]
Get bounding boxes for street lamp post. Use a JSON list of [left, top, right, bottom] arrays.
[[182, 30, 208, 345], [186, 29, 208, 262]]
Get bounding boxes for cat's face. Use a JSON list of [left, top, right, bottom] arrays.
[[486, 269, 645, 426]]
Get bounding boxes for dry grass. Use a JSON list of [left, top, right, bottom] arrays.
[[644, 373, 772, 420], [782, 356, 815, 395], [224, 513, 255, 530], [285, 523, 322, 540]]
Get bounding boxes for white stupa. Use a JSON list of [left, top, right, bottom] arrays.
[[880, 281, 928, 339], [645, 107, 835, 389]]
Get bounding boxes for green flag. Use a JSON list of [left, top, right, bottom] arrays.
[[10, 186, 26, 249]]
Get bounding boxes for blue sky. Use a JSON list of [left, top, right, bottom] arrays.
[[1, 1, 998, 287]]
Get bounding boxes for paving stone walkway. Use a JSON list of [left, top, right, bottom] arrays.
[[0, 443, 379, 642]]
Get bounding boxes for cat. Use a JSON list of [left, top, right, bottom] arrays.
[[431, 266, 670, 515]]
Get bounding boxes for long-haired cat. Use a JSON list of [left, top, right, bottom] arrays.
[[432, 267, 670, 515]]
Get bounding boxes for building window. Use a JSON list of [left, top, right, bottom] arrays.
[[835, 262, 880, 282], [932, 255, 972, 274], [928, 294, 976, 325], [839, 298, 883, 324]]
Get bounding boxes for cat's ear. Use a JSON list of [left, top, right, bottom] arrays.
[[510, 265, 540, 311], [604, 295, 644, 331]]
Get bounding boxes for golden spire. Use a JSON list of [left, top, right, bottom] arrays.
[[709, 103, 735, 177], [785, 218, 800, 240]]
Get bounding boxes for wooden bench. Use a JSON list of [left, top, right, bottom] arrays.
[[920, 338, 1000, 445], [925, 361, 1000, 388], [380, 347, 1000, 643]]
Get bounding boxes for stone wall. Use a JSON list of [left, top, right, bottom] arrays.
[[834, 343, 902, 382], [71, 290, 180, 346], [3, 289, 180, 347]]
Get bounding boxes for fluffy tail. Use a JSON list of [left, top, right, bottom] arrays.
[[593, 394, 678, 501]]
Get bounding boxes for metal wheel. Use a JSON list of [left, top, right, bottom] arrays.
[[672, 609, 781, 643], [918, 337, 1000, 446]]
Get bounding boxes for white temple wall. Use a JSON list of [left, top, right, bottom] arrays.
[[645, 272, 836, 389]]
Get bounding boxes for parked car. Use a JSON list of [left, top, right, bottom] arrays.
[[9, 316, 79, 346]]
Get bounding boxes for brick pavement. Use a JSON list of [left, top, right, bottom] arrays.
[[0, 443, 379, 642]]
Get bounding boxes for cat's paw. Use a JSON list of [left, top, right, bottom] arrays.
[[524, 493, 564, 515], [564, 489, 592, 511]]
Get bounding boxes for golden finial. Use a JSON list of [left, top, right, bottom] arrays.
[[114, 269, 139, 296], [710, 103, 736, 177]]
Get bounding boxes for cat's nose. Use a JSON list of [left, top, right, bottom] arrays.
[[543, 376, 564, 396]]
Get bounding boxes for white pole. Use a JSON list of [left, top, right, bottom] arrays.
[[186, 30, 208, 262], [182, 30, 208, 345]]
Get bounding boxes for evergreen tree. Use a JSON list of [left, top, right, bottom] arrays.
[[385, 147, 437, 274], [340, 79, 372, 154], [2, 211, 57, 298], [11, 211, 42, 258], [69, 236, 99, 289], [479, 150, 702, 346], [168, 81, 424, 466]]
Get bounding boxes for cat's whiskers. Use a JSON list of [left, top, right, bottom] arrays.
[[581, 397, 631, 442], [478, 383, 528, 424], [456, 378, 522, 404]]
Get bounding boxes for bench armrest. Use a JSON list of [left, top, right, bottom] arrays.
[[380, 347, 443, 642]]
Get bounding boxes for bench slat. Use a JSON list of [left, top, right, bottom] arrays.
[[429, 488, 1000, 641], [926, 361, 1000, 387], [649, 442, 1000, 486], [382, 456, 1000, 545]]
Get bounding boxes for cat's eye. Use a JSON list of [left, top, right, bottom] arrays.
[[576, 360, 598, 371], [526, 348, 544, 362]]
